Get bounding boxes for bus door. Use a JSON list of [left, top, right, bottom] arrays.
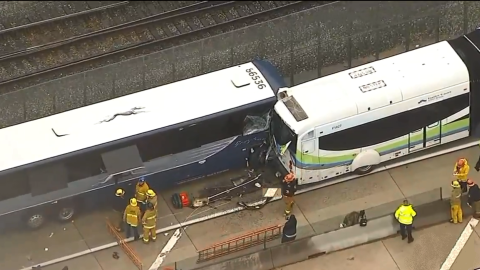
[[425, 121, 441, 147], [408, 121, 441, 152], [408, 128, 424, 152], [300, 138, 319, 184]]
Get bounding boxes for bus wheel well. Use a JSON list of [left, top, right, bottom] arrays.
[[351, 150, 380, 173]]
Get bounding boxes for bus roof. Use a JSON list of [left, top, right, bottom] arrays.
[[275, 41, 469, 135], [0, 62, 276, 172]]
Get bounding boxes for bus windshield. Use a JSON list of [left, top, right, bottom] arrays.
[[271, 110, 297, 151]]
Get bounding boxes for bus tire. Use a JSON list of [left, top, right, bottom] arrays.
[[355, 165, 374, 175], [57, 206, 75, 222], [26, 212, 46, 230]]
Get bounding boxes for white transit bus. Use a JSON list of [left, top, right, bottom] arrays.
[[0, 60, 285, 230], [271, 29, 480, 185]]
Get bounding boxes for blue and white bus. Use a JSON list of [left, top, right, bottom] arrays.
[[0, 60, 284, 230]]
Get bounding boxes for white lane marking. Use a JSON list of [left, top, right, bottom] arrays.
[[148, 229, 182, 270], [439, 218, 479, 270], [18, 140, 480, 270]]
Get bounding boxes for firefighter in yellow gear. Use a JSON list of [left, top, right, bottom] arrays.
[[453, 158, 470, 193], [135, 176, 150, 214], [450, 180, 463, 224], [282, 172, 297, 216], [123, 198, 141, 240], [142, 202, 157, 243], [395, 200, 416, 243], [146, 189, 158, 210]]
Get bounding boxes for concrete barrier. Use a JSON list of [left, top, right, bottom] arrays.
[[190, 197, 468, 270], [194, 250, 274, 270]]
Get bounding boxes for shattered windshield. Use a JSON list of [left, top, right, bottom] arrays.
[[243, 110, 271, 135], [271, 110, 297, 152]]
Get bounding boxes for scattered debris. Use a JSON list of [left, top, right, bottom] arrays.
[[26, 255, 32, 261], [63, 228, 66, 231], [347, 256, 354, 260], [112, 252, 120, 259], [44, 248, 48, 251], [164, 233, 169, 236], [49, 232, 54, 238]]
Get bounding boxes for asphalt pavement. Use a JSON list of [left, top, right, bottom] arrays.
[[7, 145, 480, 270]]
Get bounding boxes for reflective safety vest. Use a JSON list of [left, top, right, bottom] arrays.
[[395, 205, 416, 225], [453, 161, 470, 181], [147, 196, 158, 210], [124, 205, 141, 227], [135, 183, 150, 203], [142, 209, 157, 229]]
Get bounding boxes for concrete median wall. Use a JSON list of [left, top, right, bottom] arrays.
[[160, 188, 472, 270], [2, 1, 480, 128], [189, 200, 458, 270]]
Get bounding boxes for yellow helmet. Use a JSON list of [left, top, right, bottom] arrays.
[[452, 180, 461, 188], [115, 188, 125, 197], [130, 198, 137, 207], [147, 189, 156, 197]]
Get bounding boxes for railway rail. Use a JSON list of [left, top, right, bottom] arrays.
[[0, 1, 333, 94], [0, 1, 127, 31], [0, 1, 203, 56]]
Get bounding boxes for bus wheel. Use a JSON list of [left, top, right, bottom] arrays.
[[27, 213, 45, 230], [355, 165, 373, 175], [57, 207, 75, 222]]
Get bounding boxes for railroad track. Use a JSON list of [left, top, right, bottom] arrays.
[[0, 1, 203, 56], [0, 1, 127, 31], [0, 1, 332, 94]]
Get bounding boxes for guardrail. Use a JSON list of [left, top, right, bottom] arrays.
[[197, 224, 283, 262], [105, 218, 143, 270]]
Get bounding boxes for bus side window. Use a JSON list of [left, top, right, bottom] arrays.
[[319, 93, 469, 151], [0, 171, 30, 200], [65, 153, 106, 182], [28, 162, 69, 196]]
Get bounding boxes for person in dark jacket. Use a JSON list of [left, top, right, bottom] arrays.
[[467, 179, 480, 218], [113, 188, 129, 232], [281, 214, 297, 243]]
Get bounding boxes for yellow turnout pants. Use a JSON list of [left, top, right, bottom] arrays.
[[143, 226, 156, 242], [451, 205, 463, 223], [283, 196, 294, 215]]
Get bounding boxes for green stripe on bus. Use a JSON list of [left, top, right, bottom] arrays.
[[295, 118, 469, 164]]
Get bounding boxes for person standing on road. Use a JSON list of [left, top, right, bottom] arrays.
[[113, 188, 129, 232], [146, 189, 158, 211], [395, 200, 416, 243], [281, 214, 297, 243], [467, 179, 480, 218], [135, 176, 150, 215], [124, 198, 141, 240], [142, 202, 157, 244], [450, 181, 463, 224], [453, 158, 470, 193], [282, 172, 297, 217]]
